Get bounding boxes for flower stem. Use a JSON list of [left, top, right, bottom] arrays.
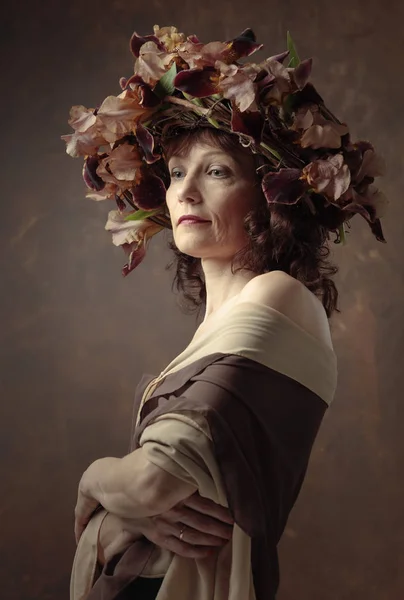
[[337, 223, 347, 244], [164, 96, 210, 115]]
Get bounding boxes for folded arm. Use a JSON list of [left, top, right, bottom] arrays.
[[75, 447, 198, 541]]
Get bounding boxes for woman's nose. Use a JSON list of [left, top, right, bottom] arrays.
[[176, 175, 202, 204]]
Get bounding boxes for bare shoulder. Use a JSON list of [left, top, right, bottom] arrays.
[[240, 271, 333, 348]]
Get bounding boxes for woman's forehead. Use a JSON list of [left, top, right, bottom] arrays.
[[169, 143, 230, 160], [167, 141, 256, 169]]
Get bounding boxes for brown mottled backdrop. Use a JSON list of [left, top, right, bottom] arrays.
[[1, 1, 403, 598]]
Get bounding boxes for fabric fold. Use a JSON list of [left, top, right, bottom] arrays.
[[71, 299, 338, 600]]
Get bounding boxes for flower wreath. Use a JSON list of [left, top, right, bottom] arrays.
[[62, 25, 388, 276]]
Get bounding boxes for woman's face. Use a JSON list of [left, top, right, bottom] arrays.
[[165, 141, 262, 261]]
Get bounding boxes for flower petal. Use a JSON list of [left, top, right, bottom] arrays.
[[105, 209, 161, 244], [121, 75, 162, 108], [131, 171, 167, 210], [134, 41, 174, 86], [82, 156, 106, 191], [187, 34, 201, 44], [68, 105, 97, 133], [225, 28, 263, 60], [122, 243, 147, 276], [231, 108, 264, 144], [152, 25, 187, 52], [323, 163, 351, 200], [122, 74, 144, 89], [355, 148, 386, 182], [61, 128, 107, 158], [291, 106, 314, 130], [85, 183, 118, 201], [261, 169, 305, 204], [301, 123, 348, 150], [96, 95, 141, 140], [303, 155, 351, 200], [255, 69, 276, 100], [291, 83, 324, 110], [136, 123, 161, 164], [292, 58, 313, 90], [267, 50, 290, 64], [138, 83, 162, 108], [178, 40, 229, 70], [174, 67, 219, 97], [218, 64, 257, 112], [368, 218, 386, 243], [369, 188, 389, 218], [104, 209, 164, 276], [130, 32, 164, 57], [101, 143, 143, 181]]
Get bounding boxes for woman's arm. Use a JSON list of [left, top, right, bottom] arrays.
[[75, 448, 198, 541], [97, 493, 233, 565]]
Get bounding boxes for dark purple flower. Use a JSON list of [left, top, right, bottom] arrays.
[[291, 83, 324, 111], [292, 58, 313, 90], [174, 67, 219, 97], [119, 75, 162, 108], [82, 156, 106, 191], [131, 170, 167, 210], [136, 123, 161, 164], [225, 28, 263, 60], [231, 108, 264, 144], [129, 32, 165, 57], [121, 242, 146, 276], [270, 50, 290, 64], [261, 168, 306, 205]]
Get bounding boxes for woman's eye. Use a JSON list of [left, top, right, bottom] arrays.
[[170, 168, 183, 179], [169, 166, 228, 179], [208, 167, 227, 177]]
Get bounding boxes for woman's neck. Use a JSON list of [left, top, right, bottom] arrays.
[[201, 268, 258, 322]]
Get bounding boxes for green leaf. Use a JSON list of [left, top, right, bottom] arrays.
[[287, 31, 301, 68], [124, 208, 162, 222], [182, 93, 220, 127], [207, 116, 220, 128], [260, 141, 282, 161], [183, 92, 204, 106], [154, 62, 177, 99]]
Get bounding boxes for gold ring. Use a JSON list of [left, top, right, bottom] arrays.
[[179, 525, 186, 541]]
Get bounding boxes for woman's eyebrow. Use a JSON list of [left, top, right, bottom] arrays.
[[168, 151, 237, 165]]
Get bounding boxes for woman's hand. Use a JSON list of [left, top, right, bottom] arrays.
[[98, 513, 146, 564], [98, 491, 234, 564], [74, 463, 104, 544], [74, 485, 101, 544], [141, 491, 234, 559]]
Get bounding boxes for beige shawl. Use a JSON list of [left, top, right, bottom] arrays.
[[71, 300, 337, 600]]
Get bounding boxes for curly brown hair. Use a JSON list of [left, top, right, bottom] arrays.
[[161, 127, 340, 319]]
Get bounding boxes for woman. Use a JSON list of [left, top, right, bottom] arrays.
[[64, 26, 387, 600]]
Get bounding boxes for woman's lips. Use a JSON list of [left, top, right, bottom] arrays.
[[179, 219, 210, 225]]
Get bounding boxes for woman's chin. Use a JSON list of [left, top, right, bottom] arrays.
[[176, 245, 205, 258], [174, 237, 210, 258]]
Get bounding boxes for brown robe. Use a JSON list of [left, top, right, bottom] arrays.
[[71, 300, 337, 600]]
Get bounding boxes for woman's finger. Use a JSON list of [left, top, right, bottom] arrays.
[[167, 505, 233, 540], [161, 535, 219, 559], [183, 492, 234, 524], [174, 523, 229, 547]]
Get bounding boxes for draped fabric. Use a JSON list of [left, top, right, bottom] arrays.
[[70, 301, 338, 600]]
